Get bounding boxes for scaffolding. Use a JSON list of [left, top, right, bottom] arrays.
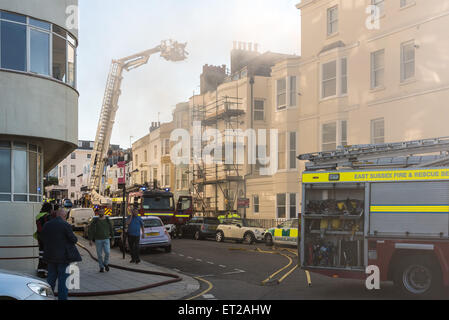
[[191, 96, 245, 217]]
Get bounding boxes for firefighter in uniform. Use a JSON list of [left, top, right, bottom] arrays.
[[34, 202, 53, 278]]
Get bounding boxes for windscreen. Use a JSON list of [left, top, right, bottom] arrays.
[[143, 219, 163, 228], [142, 196, 174, 211], [204, 218, 220, 225]]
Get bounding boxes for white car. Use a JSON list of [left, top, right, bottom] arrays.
[[0, 269, 55, 300], [215, 219, 266, 244], [68, 208, 95, 230]]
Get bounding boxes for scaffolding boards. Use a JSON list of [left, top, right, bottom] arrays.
[[299, 136, 449, 171], [191, 96, 245, 216]]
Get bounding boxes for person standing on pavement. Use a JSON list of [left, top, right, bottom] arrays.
[[34, 202, 53, 278], [126, 208, 145, 264], [88, 209, 114, 273], [41, 209, 81, 300]]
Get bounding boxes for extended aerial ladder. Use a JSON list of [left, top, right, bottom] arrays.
[[299, 136, 449, 171], [88, 40, 188, 204]]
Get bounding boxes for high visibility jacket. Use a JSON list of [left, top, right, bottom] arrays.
[[34, 212, 51, 240]]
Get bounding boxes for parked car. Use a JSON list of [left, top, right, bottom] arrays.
[[68, 208, 95, 230], [83, 216, 124, 247], [215, 219, 266, 244], [264, 219, 300, 247], [63, 199, 73, 209], [180, 216, 220, 240], [0, 269, 55, 300], [139, 216, 172, 253]]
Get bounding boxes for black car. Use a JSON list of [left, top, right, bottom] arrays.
[[180, 217, 220, 240], [83, 216, 124, 247]]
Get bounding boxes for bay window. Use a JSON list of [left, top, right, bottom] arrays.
[[0, 10, 77, 87]]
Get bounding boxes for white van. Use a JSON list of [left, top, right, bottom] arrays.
[[69, 208, 95, 230]]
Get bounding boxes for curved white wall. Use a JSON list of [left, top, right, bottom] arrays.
[[0, 0, 78, 274]]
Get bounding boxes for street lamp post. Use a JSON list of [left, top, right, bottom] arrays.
[[121, 168, 139, 259]]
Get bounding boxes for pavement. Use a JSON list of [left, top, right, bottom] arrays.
[[69, 236, 200, 300]]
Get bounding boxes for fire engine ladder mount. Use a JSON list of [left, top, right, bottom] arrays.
[[298, 137, 449, 171], [88, 40, 188, 198]]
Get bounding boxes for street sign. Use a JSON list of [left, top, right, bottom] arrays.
[[237, 198, 250, 209]]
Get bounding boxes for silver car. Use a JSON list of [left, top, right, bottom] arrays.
[[0, 269, 55, 300]]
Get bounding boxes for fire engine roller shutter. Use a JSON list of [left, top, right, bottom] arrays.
[[370, 181, 449, 237]]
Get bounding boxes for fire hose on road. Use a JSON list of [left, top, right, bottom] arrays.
[[62, 243, 183, 298], [229, 246, 312, 287]]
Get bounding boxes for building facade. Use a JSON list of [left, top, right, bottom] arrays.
[[56, 140, 93, 203], [295, 0, 449, 153], [0, 0, 79, 272]]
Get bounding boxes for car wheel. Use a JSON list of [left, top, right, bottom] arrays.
[[216, 231, 224, 243], [265, 234, 274, 246], [394, 255, 442, 298], [194, 231, 202, 241], [165, 245, 172, 253], [244, 232, 255, 245]]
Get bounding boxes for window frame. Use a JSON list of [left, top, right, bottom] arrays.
[[321, 120, 348, 151], [371, 118, 385, 144], [253, 195, 260, 214], [276, 193, 299, 219], [0, 141, 43, 203], [276, 78, 287, 110], [371, 49, 385, 89], [276, 193, 287, 219], [327, 6, 338, 36], [321, 58, 348, 100], [340, 58, 347, 95], [401, 40, 415, 82], [321, 60, 337, 99], [0, 11, 77, 88], [288, 131, 297, 170], [254, 99, 265, 121]]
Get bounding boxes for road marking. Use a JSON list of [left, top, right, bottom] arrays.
[[187, 256, 193, 259], [173, 268, 181, 272], [186, 277, 214, 301], [203, 294, 215, 299], [219, 265, 226, 268], [179, 254, 184, 257], [223, 269, 246, 275], [207, 261, 214, 265], [196, 259, 203, 262]]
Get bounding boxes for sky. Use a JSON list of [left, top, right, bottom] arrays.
[[77, 0, 302, 148]]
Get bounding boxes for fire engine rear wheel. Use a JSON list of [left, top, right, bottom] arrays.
[[216, 231, 224, 243], [394, 255, 442, 298]]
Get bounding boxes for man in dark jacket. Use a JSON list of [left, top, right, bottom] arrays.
[[41, 209, 80, 300]]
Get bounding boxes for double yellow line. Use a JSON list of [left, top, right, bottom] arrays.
[[258, 247, 311, 286], [186, 276, 214, 301]]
